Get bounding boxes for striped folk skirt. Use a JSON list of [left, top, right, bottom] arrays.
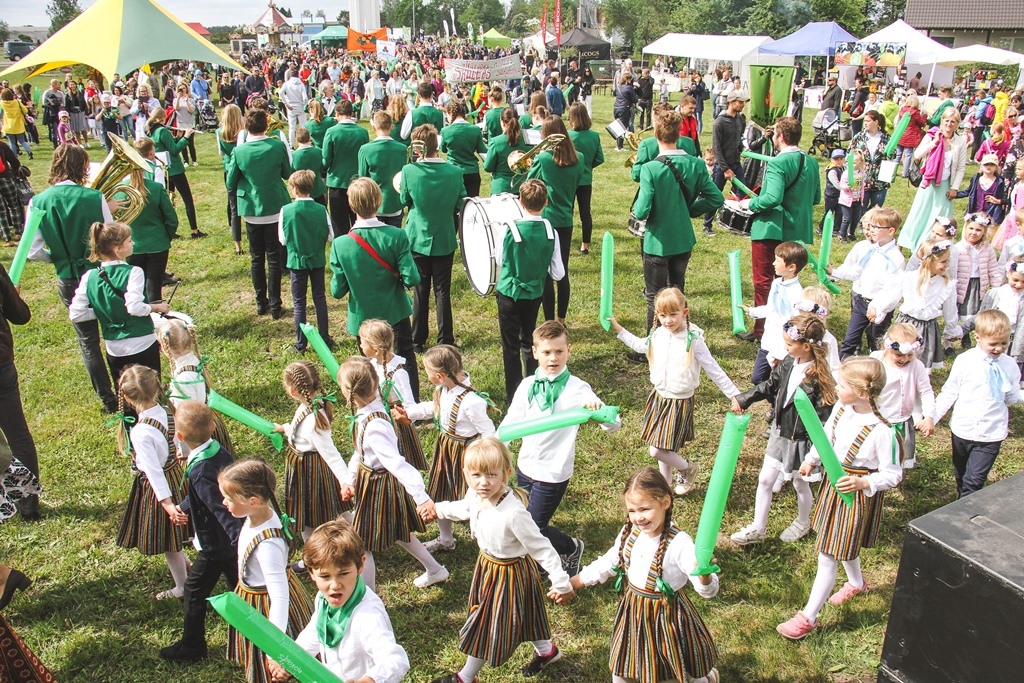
[[812, 465, 885, 561], [353, 464, 425, 552], [116, 459, 188, 555], [427, 431, 472, 502], [285, 446, 351, 532], [609, 584, 718, 683], [227, 575, 314, 683], [640, 392, 695, 451], [458, 553, 551, 666], [395, 419, 427, 470]]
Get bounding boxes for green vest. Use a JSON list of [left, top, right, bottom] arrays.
[[747, 150, 820, 243], [151, 125, 189, 176], [484, 106, 506, 140], [304, 117, 337, 148], [525, 152, 583, 227], [85, 264, 155, 340], [291, 146, 327, 198], [441, 121, 487, 175], [281, 200, 330, 270], [400, 161, 467, 255], [32, 184, 104, 281], [390, 124, 409, 146], [568, 129, 605, 186], [411, 104, 444, 132], [496, 218, 556, 300], [122, 179, 177, 254], [483, 134, 531, 195], [323, 121, 369, 188], [358, 137, 407, 215]]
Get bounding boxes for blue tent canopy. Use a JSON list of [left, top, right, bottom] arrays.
[[760, 22, 858, 57]]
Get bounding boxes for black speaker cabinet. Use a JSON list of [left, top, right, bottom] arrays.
[[878, 472, 1024, 683]]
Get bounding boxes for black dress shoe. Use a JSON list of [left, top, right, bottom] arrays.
[[159, 640, 208, 662], [0, 569, 31, 610], [271, 307, 286, 320], [256, 302, 269, 316], [17, 494, 40, 521], [735, 331, 758, 342]]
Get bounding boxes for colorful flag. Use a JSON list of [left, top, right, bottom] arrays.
[[555, 0, 562, 46], [542, 1, 548, 41], [748, 65, 795, 129], [347, 27, 388, 52]]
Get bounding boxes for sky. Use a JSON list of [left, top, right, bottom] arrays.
[[4, 0, 349, 29]]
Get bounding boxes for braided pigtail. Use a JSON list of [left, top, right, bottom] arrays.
[[652, 499, 674, 581], [115, 391, 131, 457], [432, 383, 443, 420], [186, 324, 212, 386], [616, 513, 632, 575]]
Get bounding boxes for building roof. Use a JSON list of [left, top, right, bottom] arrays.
[[250, 3, 292, 32], [185, 22, 211, 37], [905, 0, 1024, 31]]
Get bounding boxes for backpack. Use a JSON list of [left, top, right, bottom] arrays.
[[982, 102, 996, 126]]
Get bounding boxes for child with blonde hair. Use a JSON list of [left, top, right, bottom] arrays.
[[219, 458, 313, 683], [980, 256, 1024, 374], [403, 345, 496, 551], [608, 287, 740, 495], [114, 365, 189, 601], [571, 467, 720, 683], [778, 357, 902, 639], [792, 285, 841, 376], [731, 313, 837, 545], [358, 318, 425, 470], [337, 356, 448, 590], [870, 322, 936, 469], [427, 437, 574, 683], [837, 149, 865, 242], [952, 212, 1004, 349]]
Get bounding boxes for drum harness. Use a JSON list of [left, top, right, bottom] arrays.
[[628, 155, 695, 232]]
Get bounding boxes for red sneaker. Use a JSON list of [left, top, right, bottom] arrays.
[[777, 611, 817, 640], [829, 580, 868, 605]]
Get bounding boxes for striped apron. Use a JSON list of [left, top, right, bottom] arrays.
[[284, 406, 351, 532], [384, 363, 427, 470], [428, 390, 477, 502]]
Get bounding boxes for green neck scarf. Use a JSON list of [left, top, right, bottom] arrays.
[[527, 368, 570, 412], [184, 439, 220, 477], [316, 577, 367, 647]]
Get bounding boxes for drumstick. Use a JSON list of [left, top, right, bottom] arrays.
[[161, 281, 180, 313]]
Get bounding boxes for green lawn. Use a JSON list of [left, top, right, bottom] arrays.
[[2, 86, 1020, 683]]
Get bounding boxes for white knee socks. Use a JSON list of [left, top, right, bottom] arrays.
[[361, 551, 377, 591], [803, 552, 838, 621], [791, 477, 813, 527], [843, 557, 864, 589], [650, 446, 689, 485], [165, 551, 189, 591], [458, 655, 485, 682], [437, 519, 455, 544], [397, 537, 444, 574]]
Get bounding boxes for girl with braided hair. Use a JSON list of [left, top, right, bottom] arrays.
[[730, 313, 837, 547], [113, 365, 189, 602], [778, 357, 902, 640], [273, 361, 351, 570], [402, 344, 497, 553], [358, 319, 426, 471], [218, 458, 314, 683], [570, 467, 720, 683], [336, 357, 447, 592]]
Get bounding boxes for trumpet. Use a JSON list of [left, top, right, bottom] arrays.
[[392, 139, 429, 192], [507, 134, 566, 175], [89, 133, 151, 223]]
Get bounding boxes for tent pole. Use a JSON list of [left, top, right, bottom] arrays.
[[926, 61, 936, 96]]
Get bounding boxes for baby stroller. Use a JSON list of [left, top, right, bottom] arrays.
[[808, 108, 851, 157], [196, 99, 218, 131]]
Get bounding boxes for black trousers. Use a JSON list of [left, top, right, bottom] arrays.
[[0, 363, 39, 478], [543, 226, 572, 320], [327, 187, 355, 237], [106, 342, 162, 389], [245, 221, 283, 311], [840, 293, 893, 359], [179, 135, 197, 164], [576, 184, 594, 244], [127, 250, 170, 303], [516, 469, 575, 555], [58, 279, 117, 410], [952, 434, 1001, 497], [291, 268, 329, 349], [412, 252, 455, 347], [463, 172, 481, 198], [497, 292, 542, 402], [642, 250, 691, 333], [380, 213, 403, 227], [181, 547, 238, 648], [167, 173, 199, 233]]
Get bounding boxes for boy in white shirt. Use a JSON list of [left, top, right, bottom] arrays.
[[269, 519, 409, 683], [980, 256, 1024, 375], [934, 310, 1023, 497], [742, 241, 808, 382], [500, 321, 620, 576]]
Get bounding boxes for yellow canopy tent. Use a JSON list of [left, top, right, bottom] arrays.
[[0, 0, 247, 83]]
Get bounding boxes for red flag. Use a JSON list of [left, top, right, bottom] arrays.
[[555, 0, 562, 46], [542, 1, 548, 42]]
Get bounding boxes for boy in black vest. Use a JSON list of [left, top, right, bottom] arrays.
[[159, 400, 241, 663]]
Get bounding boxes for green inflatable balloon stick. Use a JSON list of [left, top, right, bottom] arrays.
[[599, 231, 614, 331], [208, 389, 284, 452], [793, 387, 854, 508], [741, 150, 772, 162], [729, 176, 757, 197], [885, 112, 911, 156], [847, 150, 856, 188], [728, 250, 746, 335], [209, 592, 343, 683], [8, 207, 45, 286], [300, 322, 340, 379], [497, 406, 619, 443], [692, 411, 750, 576]]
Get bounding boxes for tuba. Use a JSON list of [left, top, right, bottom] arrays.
[[392, 139, 428, 192], [623, 129, 649, 167], [89, 133, 150, 223], [507, 134, 566, 175]]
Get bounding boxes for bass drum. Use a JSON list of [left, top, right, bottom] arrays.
[[459, 193, 525, 296]]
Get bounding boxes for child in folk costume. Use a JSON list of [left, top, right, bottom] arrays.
[[218, 458, 313, 683], [113, 365, 190, 601], [980, 256, 1024, 375], [336, 357, 447, 591], [570, 467, 720, 683], [402, 345, 496, 553], [267, 519, 410, 683], [793, 286, 842, 377], [427, 437, 574, 683], [273, 361, 350, 565], [778, 357, 903, 640], [730, 314, 837, 546], [951, 213, 1004, 349], [870, 323, 937, 469], [871, 237, 961, 370], [359, 318, 427, 470], [607, 287, 740, 496]]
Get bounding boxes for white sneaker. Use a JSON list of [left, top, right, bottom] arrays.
[[422, 537, 456, 553], [413, 565, 450, 588], [771, 470, 785, 493], [902, 457, 916, 470], [779, 520, 811, 542], [730, 524, 766, 546], [673, 462, 700, 496], [192, 161, 199, 166]]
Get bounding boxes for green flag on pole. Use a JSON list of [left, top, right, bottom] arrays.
[[748, 65, 795, 129]]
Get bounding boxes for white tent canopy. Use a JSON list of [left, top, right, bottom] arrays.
[[933, 43, 1024, 67], [523, 30, 556, 53], [642, 33, 793, 84], [861, 20, 955, 91]]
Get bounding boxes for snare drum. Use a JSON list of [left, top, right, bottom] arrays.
[[717, 205, 754, 235], [627, 214, 646, 237], [459, 194, 525, 296]]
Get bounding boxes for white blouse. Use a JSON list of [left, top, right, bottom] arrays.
[[130, 404, 174, 502], [870, 350, 936, 423], [283, 405, 351, 487], [803, 404, 903, 496], [237, 514, 290, 632], [616, 323, 740, 400], [347, 399, 428, 504], [874, 270, 961, 339], [404, 384, 496, 438], [370, 354, 416, 406]]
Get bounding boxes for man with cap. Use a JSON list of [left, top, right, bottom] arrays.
[[703, 89, 749, 236], [821, 74, 843, 118]]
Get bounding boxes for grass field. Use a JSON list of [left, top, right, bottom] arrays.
[[2, 85, 1021, 683]]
